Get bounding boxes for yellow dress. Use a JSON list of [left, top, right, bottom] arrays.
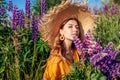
[[43, 48, 80, 80]]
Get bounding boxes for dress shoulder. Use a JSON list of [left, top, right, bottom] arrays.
[[47, 50, 62, 64], [43, 50, 62, 79]]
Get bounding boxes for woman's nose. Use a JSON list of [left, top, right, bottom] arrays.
[[73, 26, 78, 32]]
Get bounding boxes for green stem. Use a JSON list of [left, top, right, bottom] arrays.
[[14, 53, 20, 80], [12, 34, 20, 80], [30, 42, 38, 79]]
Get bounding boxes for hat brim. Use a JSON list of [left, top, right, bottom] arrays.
[[39, 0, 96, 47]]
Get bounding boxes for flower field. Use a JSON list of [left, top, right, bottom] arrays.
[[0, 0, 120, 80]]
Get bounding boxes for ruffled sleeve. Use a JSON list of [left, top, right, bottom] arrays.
[[43, 51, 62, 80]]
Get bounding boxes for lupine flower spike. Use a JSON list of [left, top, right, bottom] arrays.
[[25, 0, 30, 18], [0, 5, 5, 15], [41, 0, 46, 15], [18, 10, 24, 27], [32, 16, 38, 42], [8, 0, 13, 12], [12, 5, 18, 29]]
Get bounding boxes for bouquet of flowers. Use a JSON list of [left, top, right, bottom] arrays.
[[73, 30, 120, 80]]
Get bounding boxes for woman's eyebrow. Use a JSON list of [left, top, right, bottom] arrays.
[[68, 24, 78, 26]]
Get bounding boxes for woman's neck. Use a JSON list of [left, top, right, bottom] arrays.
[[63, 39, 74, 63], [63, 39, 72, 52]]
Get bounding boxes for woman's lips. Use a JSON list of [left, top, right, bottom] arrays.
[[72, 34, 78, 36]]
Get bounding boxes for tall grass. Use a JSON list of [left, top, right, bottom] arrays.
[[94, 14, 120, 48], [0, 26, 50, 80]]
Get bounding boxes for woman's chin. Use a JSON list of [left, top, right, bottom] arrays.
[[65, 36, 78, 41], [71, 37, 77, 41], [65, 38, 74, 41]]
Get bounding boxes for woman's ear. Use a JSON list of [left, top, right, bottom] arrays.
[[60, 29, 63, 35]]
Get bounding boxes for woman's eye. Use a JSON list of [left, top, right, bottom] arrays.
[[68, 26, 72, 28]]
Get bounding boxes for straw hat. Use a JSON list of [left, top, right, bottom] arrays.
[[39, 0, 96, 48]]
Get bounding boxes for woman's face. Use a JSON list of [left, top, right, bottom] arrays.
[[60, 19, 80, 41]]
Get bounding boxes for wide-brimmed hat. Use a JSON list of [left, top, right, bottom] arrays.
[[39, 0, 95, 48]]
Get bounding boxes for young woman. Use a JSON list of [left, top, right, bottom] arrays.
[[39, 0, 95, 80]]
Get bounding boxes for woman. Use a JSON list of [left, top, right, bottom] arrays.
[[39, 0, 95, 80]]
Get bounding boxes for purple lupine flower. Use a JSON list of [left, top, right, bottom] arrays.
[[96, 38, 102, 44], [109, 50, 119, 60], [73, 37, 86, 61], [102, 42, 118, 61], [41, 0, 46, 15], [102, 42, 114, 54], [73, 30, 103, 61], [25, 0, 30, 18], [18, 10, 24, 27], [90, 52, 108, 65], [32, 16, 38, 42], [73, 30, 120, 79], [83, 30, 102, 56], [103, 4, 108, 14], [90, 42, 117, 65], [73, 30, 102, 58], [12, 5, 18, 29], [0, 5, 5, 15], [96, 55, 111, 71], [73, 37, 83, 51], [110, 3, 116, 15], [107, 60, 120, 79], [90, 42, 120, 79], [8, 0, 13, 12]]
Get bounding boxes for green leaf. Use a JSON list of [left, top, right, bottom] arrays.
[[91, 73, 97, 80], [99, 76, 107, 80], [0, 26, 4, 30], [0, 36, 3, 40], [0, 66, 5, 74], [70, 66, 75, 72]]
